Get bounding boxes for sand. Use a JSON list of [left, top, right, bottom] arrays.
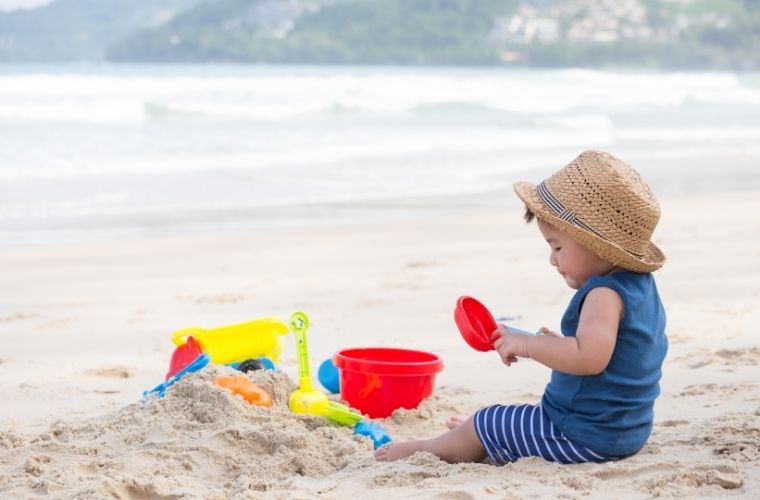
[[1, 187, 759, 498]]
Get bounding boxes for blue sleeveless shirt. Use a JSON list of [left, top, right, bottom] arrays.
[[541, 271, 667, 457]]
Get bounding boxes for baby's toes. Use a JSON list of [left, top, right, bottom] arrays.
[[374, 444, 390, 461], [446, 415, 465, 430]]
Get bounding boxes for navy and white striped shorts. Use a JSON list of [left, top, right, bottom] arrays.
[[473, 404, 610, 465]]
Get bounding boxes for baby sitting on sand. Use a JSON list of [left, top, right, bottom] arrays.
[[375, 150, 668, 464]]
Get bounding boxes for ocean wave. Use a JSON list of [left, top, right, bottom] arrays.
[[2, 123, 756, 182], [1, 68, 759, 124], [616, 127, 760, 142], [0, 126, 615, 181], [1, 66, 759, 244]]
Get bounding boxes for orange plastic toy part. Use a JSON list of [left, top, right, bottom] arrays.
[[214, 375, 272, 408]]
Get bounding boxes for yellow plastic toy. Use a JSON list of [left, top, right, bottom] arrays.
[[171, 317, 289, 365], [288, 311, 362, 426]]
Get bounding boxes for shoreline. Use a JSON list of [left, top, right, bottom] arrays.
[[2, 159, 759, 248]]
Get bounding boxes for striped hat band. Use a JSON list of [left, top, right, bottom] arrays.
[[536, 180, 644, 258]]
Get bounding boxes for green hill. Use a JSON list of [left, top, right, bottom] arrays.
[[105, 0, 760, 69], [2, 0, 759, 69], [106, 0, 516, 65]]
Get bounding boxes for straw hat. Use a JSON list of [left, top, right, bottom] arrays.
[[514, 150, 665, 272]]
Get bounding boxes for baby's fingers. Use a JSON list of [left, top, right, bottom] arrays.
[[503, 354, 518, 366], [492, 335, 503, 350], [490, 325, 508, 342], [539, 326, 562, 338]]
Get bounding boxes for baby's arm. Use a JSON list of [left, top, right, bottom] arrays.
[[492, 287, 623, 375]]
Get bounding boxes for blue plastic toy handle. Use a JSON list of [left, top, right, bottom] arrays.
[[506, 325, 540, 336], [168, 353, 209, 384], [144, 353, 210, 398], [354, 421, 392, 449]]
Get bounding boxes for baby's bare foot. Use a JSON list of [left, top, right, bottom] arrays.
[[446, 415, 466, 430], [374, 440, 427, 461]]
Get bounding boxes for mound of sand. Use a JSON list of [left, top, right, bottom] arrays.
[[0, 366, 376, 497]]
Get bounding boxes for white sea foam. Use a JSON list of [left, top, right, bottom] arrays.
[[0, 68, 757, 123], [0, 65, 758, 242]]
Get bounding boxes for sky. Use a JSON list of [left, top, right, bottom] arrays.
[[0, 0, 53, 11]]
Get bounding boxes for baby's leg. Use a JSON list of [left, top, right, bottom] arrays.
[[374, 415, 486, 463]]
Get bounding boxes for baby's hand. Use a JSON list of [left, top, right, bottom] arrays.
[[491, 326, 529, 367]]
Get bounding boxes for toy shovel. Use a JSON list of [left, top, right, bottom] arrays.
[[454, 296, 538, 352], [144, 353, 210, 398], [287, 311, 362, 426]]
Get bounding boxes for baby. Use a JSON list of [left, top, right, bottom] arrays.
[[375, 150, 667, 464]]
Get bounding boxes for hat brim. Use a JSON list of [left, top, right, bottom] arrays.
[[514, 182, 665, 273]]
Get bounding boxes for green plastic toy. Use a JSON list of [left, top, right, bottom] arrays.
[[287, 311, 362, 426]]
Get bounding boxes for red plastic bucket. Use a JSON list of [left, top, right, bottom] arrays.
[[334, 347, 444, 418]]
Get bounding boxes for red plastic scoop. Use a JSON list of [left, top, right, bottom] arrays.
[[454, 296, 498, 351], [166, 336, 203, 379]]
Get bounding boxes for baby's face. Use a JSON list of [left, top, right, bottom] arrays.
[[537, 221, 615, 289]]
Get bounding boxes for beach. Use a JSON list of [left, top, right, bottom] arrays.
[[1, 183, 759, 498]]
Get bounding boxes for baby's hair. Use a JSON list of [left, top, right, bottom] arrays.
[[523, 206, 535, 223]]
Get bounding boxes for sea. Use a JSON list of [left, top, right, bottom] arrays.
[[1, 64, 759, 244]]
